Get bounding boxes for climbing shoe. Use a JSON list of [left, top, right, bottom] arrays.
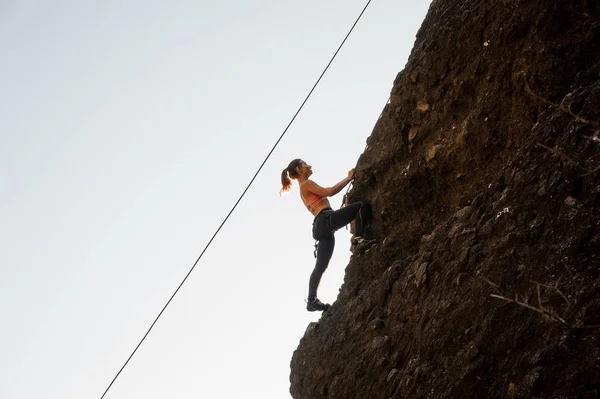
[[306, 298, 330, 312], [350, 236, 379, 255]]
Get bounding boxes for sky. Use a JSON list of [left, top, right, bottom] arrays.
[[0, 1, 431, 398]]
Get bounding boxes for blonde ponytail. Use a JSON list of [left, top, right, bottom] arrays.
[[279, 158, 303, 196], [280, 169, 292, 196]]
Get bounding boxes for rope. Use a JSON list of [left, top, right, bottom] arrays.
[[99, 1, 373, 397]]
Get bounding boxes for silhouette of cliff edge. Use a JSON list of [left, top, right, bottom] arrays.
[[290, 0, 600, 397]]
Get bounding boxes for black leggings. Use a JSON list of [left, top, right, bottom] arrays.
[[308, 202, 368, 300]]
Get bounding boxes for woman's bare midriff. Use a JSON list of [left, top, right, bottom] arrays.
[[309, 198, 332, 217]]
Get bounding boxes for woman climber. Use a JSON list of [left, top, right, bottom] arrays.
[[280, 159, 375, 312]]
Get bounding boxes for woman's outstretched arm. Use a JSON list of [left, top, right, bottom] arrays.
[[303, 169, 354, 197]]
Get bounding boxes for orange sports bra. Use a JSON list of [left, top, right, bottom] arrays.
[[300, 185, 326, 212]]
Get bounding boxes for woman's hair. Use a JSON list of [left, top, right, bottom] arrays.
[[280, 158, 303, 196]]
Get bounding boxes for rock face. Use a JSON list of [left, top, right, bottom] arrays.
[[290, 0, 600, 398]]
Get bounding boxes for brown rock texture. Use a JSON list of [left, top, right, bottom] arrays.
[[290, 0, 600, 398]]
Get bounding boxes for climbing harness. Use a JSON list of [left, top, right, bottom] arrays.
[[312, 181, 356, 258]]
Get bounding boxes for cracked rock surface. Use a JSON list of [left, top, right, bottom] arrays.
[[290, 0, 600, 398]]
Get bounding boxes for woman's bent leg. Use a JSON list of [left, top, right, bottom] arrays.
[[354, 202, 372, 237], [329, 202, 363, 231], [328, 201, 372, 236], [308, 233, 335, 300]]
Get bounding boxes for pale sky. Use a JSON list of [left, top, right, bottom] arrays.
[[0, 1, 431, 398]]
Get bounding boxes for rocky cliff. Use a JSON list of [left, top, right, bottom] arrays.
[[290, 0, 600, 397]]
